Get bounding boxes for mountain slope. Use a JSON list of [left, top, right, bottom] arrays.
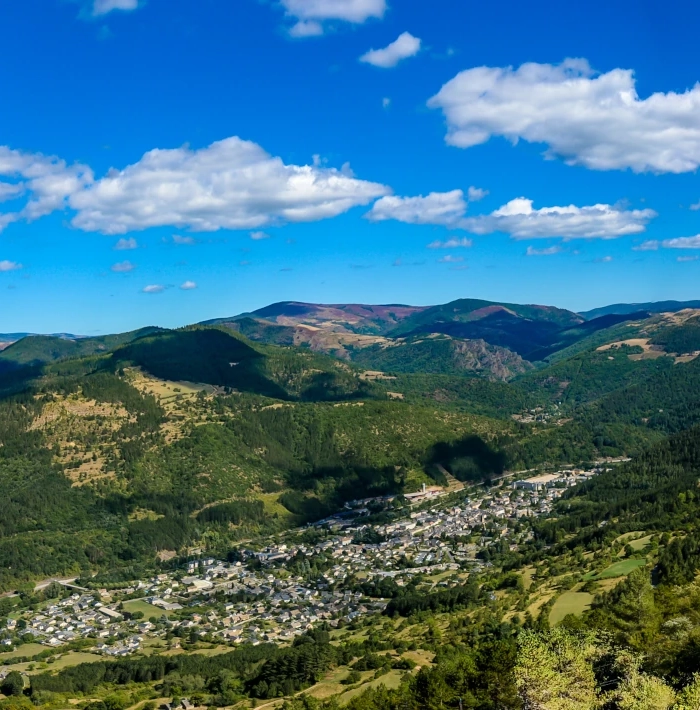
[[387, 299, 583, 359], [109, 326, 384, 402], [349, 334, 532, 380], [205, 301, 427, 335]]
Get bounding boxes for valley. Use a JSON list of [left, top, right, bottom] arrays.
[[3, 297, 700, 709]]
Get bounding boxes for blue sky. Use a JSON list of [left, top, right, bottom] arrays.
[[2, 0, 700, 333]]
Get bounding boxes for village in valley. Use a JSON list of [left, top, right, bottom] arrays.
[[0, 464, 607, 680]]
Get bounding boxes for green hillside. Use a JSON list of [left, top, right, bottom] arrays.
[[219, 316, 296, 346], [0, 327, 162, 370], [109, 326, 381, 401], [348, 334, 531, 380]]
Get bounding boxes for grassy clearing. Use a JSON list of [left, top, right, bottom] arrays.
[[338, 671, 404, 703], [595, 559, 647, 580], [521, 566, 535, 591], [41, 652, 103, 671], [614, 533, 653, 556], [5, 651, 103, 676], [258, 492, 295, 520], [627, 535, 653, 551], [403, 649, 435, 669], [0, 643, 46, 660], [123, 599, 175, 618], [549, 591, 594, 625], [526, 591, 555, 618], [595, 577, 626, 593], [303, 667, 351, 700]]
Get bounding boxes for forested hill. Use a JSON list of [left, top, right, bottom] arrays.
[[2, 300, 700, 591]]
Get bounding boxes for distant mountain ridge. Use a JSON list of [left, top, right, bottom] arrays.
[[580, 300, 700, 320], [209, 298, 632, 363], [204, 301, 429, 335], [3, 297, 699, 378]]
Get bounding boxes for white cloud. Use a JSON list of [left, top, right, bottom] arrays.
[[250, 231, 271, 240], [360, 32, 421, 69], [428, 58, 700, 173], [595, 256, 613, 263], [382, 97, 391, 109], [467, 186, 488, 202], [427, 237, 472, 249], [68, 137, 389, 234], [438, 255, 463, 263], [690, 201, 700, 211], [0, 260, 22, 272], [0, 182, 23, 202], [678, 256, 699, 262], [526, 245, 562, 256], [180, 280, 197, 290], [0, 146, 92, 231], [114, 237, 137, 250], [632, 240, 659, 251], [111, 260, 135, 273], [0, 138, 390, 235], [367, 189, 467, 226], [662, 235, 700, 249], [461, 197, 655, 239], [281, 0, 386, 23], [142, 284, 165, 294], [173, 234, 197, 245], [92, 0, 138, 16], [288, 20, 324, 37]]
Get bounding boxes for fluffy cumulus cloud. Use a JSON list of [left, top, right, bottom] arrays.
[[91, 0, 139, 16], [461, 198, 656, 239], [180, 280, 197, 290], [427, 237, 472, 249], [0, 260, 22, 272], [526, 245, 562, 256], [662, 235, 700, 249], [282, 0, 386, 35], [0, 137, 389, 235], [142, 284, 165, 294], [360, 32, 421, 68], [428, 58, 700, 173], [0, 146, 92, 232], [367, 189, 467, 226], [70, 137, 389, 234], [250, 231, 271, 240]]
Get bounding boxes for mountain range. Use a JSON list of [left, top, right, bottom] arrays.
[[3, 298, 700, 382], [1, 293, 700, 593]]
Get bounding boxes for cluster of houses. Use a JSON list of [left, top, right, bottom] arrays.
[[2, 466, 603, 660]]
